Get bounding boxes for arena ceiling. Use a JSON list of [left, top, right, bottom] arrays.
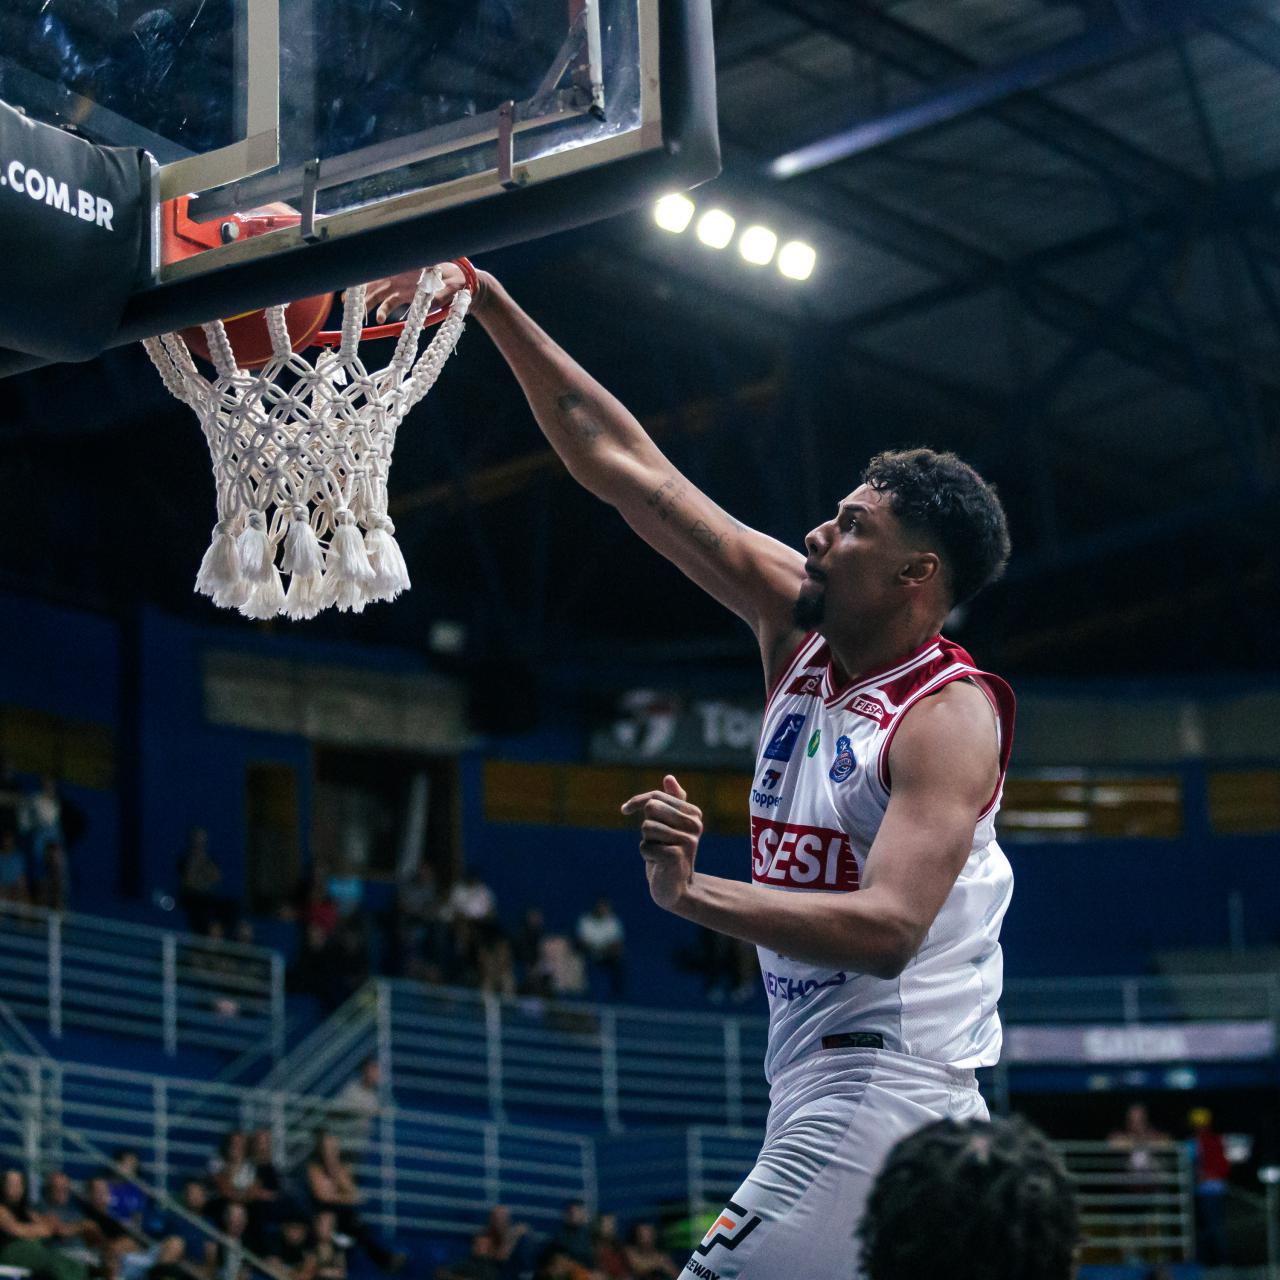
[[3, 0, 1278, 687]]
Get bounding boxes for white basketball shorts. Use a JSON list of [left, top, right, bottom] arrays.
[[683, 1047, 989, 1280]]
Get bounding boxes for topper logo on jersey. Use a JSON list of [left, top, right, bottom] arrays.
[[761, 713, 806, 762], [846, 693, 888, 725], [693, 1201, 761, 1257], [760, 769, 781, 789], [751, 817, 859, 890], [786, 672, 823, 697]]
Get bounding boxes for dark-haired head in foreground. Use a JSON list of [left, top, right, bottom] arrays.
[[859, 1116, 1078, 1280], [795, 448, 1011, 640]]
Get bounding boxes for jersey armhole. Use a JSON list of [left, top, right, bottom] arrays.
[[763, 631, 820, 709], [876, 670, 1016, 818]]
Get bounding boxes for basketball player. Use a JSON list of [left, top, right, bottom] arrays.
[[364, 264, 1014, 1278]]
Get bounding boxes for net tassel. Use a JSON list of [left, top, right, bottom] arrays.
[[195, 519, 243, 602], [364, 515, 411, 603], [240, 568, 287, 620], [236, 510, 285, 620], [282, 507, 326, 620], [321, 509, 375, 613]]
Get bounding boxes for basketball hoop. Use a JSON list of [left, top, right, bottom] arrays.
[[143, 252, 477, 621]]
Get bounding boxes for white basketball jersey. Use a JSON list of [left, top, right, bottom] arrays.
[[750, 632, 1016, 1081]]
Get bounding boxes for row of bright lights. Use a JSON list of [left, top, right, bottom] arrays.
[[654, 194, 816, 281]]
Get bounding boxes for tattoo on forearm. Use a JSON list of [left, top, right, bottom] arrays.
[[690, 520, 724, 552], [555, 391, 604, 443], [646, 478, 685, 522]]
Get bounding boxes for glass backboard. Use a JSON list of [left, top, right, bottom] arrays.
[[1, 0, 666, 281]]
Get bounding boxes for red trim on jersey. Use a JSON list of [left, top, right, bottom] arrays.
[[821, 633, 943, 708], [764, 631, 823, 710], [875, 667, 1016, 817]]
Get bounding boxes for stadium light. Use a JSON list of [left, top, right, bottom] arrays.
[[778, 240, 817, 281], [653, 193, 695, 234], [738, 225, 778, 266], [695, 208, 736, 249]]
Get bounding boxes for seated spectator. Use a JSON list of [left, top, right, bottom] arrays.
[[209, 1132, 260, 1215], [145, 1236, 189, 1280], [331, 1058, 382, 1154], [214, 1203, 249, 1280], [512, 909, 549, 996], [266, 1215, 316, 1280], [310, 1212, 346, 1280], [443, 871, 497, 926], [0, 1168, 88, 1280], [858, 1116, 1078, 1280], [477, 937, 516, 998], [36, 1172, 91, 1259], [295, 869, 339, 937], [20, 776, 64, 902], [537, 936, 587, 997], [549, 1202, 594, 1271], [576, 899, 625, 998], [592, 1214, 629, 1279], [247, 1129, 287, 1249], [177, 828, 230, 936], [82, 1174, 146, 1277], [304, 1132, 404, 1274], [108, 1151, 147, 1229], [163, 1179, 216, 1275], [395, 862, 443, 978], [39, 840, 68, 912], [0, 829, 29, 904], [532, 1246, 596, 1280], [434, 1234, 500, 1280], [482, 1205, 529, 1268], [623, 1223, 677, 1280]]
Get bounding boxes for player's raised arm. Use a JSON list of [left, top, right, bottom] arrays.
[[363, 266, 806, 676]]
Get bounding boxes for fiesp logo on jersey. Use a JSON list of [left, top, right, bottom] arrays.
[[846, 693, 888, 725], [751, 817, 859, 890]]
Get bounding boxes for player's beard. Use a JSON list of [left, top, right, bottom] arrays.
[[793, 580, 825, 629]]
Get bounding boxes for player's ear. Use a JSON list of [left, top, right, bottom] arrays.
[[899, 551, 941, 588]]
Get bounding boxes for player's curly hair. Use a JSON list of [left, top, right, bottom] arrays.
[[863, 448, 1011, 606], [859, 1116, 1078, 1280]]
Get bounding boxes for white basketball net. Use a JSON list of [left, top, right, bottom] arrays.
[[143, 268, 469, 620]]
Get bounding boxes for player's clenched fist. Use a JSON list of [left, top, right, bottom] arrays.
[[620, 774, 702, 912]]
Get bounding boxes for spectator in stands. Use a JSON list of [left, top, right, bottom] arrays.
[[0, 828, 29, 904], [434, 1234, 501, 1280], [266, 1214, 315, 1280], [1188, 1106, 1230, 1265], [209, 1132, 261, 1216], [247, 1129, 287, 1248], [443, 870, 497, 927], [292, 922, 344, 1005], [310, 1211, 346, 1280], [696, 930, 757, 1005], [214, 1203, 249, 1280], [82, 1174, 144, 1277], [536, 936, 587, 997], [178, 829, 230, 936], [36, 1172, 91, 1258], [332, 1058, 383, 1153], [394, 862, 443, 978], [0, 1168, 88, 1280], [38, 840, 68, 912], [549, 1202, 595, 1272], [512, 908, 550, 996], [477, 936, 517, 998], [144, 1235, 188, 1280], [576, 898, 625, 998], [858, 1116, 1078, 1280], [532, 1247, 595, 1280], [591, 1214, 629, 1278], [482, 1204, 529, 1270], [107, 1150, 146, 1230], [295, 869, 339, 938], [164, 1180, 216, 1275], [19, 776, 64, 901], [623, 1224, 677, 1280], [304, 1131, 404, 1273]]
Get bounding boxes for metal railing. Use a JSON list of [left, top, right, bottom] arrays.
[[0, 902, 285, 1061], [0, 1052, 594, 1239], [686, 1127, 1195, 1265], [1000, 973, 1280, 1025]]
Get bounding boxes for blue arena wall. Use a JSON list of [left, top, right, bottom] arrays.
[[3, 588, 1279, 1000]]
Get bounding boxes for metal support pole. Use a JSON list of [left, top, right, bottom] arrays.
[[271, 1093, 287, 1170], [687, 1128, 703, 1230], [376, 981, 394, 1096], [270, 953, 285, 1064], [1122, 979, 1140, 1024], [162, 934, 178, 1056], [483, 1124, 501, 1207], [153, 1079, 169, 1196], [48, 914, 62, 1039], [23, 1060, 42, 1192], [380, 1108, 398, 1233], [600, 1010, 621, 1135], [723, 1021, 743, 1131], [581, 1135, 598, 1218], [484, 996, 505, 1123]]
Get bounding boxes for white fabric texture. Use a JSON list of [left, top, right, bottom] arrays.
[[144, 269, 470, 619]]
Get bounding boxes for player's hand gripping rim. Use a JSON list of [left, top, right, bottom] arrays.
[[356, 261, 489, 325], [620, 775, 702, 913]]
